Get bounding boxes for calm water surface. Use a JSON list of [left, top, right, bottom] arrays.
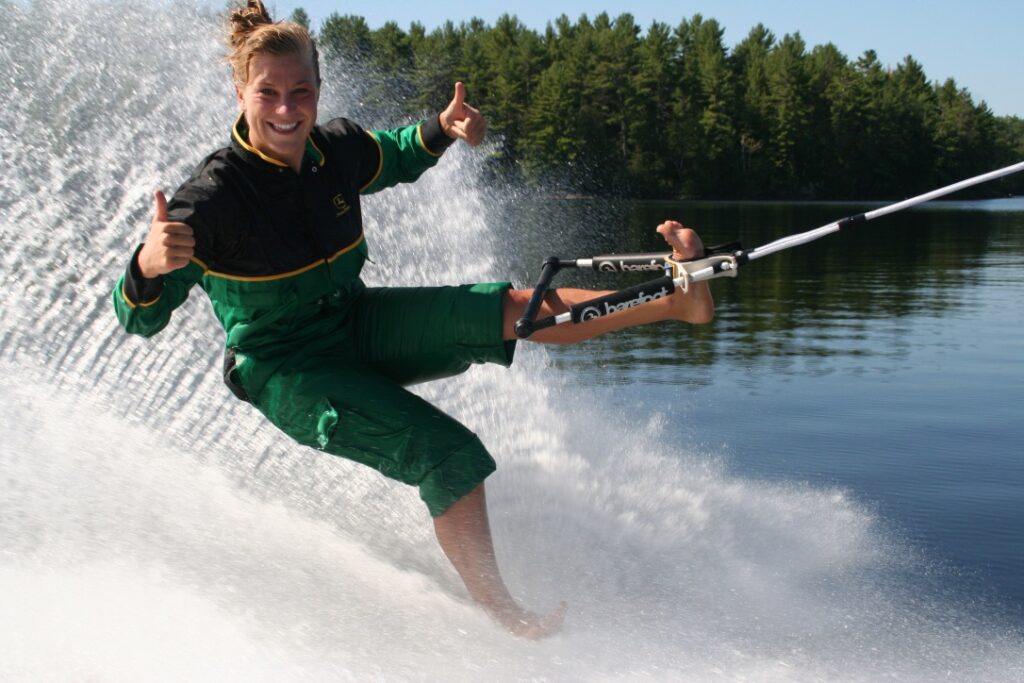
[[511, 197, 1024, 621]]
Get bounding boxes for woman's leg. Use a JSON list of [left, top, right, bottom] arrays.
[[501, 223, 715, 343], [253, 360, 549, 635], [433, 483, 566, 639], [442, 222, 713, 637], [350, 222, 711, 639]]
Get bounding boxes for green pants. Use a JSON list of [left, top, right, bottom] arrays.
[[251, 282, 515, 517]]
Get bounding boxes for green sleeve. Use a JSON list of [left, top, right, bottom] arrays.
[[112, 245, 205, 337], [360, 115, 456, 194]]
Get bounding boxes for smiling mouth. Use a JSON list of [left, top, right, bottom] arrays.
[[269, 121, 300, 133]]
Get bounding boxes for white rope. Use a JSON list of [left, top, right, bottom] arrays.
[[745, 161, 1024, 265]]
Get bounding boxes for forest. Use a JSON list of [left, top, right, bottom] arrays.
[[290, 9, 1024, 199]]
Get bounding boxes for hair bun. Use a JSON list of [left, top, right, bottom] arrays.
[[227, 0, 273, 50], [224, 0, 320, 88]]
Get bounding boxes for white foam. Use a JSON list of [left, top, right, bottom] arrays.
[[2, 361, 1022, 681]]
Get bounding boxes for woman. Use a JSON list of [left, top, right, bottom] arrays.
[[113, 0, 714, 639]]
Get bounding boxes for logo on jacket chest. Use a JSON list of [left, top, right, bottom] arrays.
[[332, 194, 351, 217]]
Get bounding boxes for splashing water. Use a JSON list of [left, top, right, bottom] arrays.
[[1, 1, 1022, 680]]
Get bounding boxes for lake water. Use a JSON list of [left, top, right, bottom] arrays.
[[2, 1, 1023, 679], [517, 196, 1024, 621]]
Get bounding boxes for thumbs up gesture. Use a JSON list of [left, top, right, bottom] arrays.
[[137, 190, 195, 279], [439, 82, 487, 146]]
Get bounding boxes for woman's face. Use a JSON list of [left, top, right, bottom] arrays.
[[236, 51, 319, 171]]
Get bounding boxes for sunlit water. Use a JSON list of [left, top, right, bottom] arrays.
[[2, 2, 1023, 680]]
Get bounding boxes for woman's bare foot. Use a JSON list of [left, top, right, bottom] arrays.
[[433, 485, 567, 640], [493, 602, 568, 640], [656, 220, 715, 324]]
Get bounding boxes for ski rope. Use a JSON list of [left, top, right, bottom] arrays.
[[514, 160, 1024, 339]]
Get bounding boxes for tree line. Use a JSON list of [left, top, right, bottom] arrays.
[[292, 9, 1023, 199]]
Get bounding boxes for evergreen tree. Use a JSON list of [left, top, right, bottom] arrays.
[[933, 79, 998, 181], [520, 17, 590, 188], [455, 19, 492, 107], [847, 50, 891, 196], [804, 43, 849, 195], [679, 15, 737, 194], [307, 11, 1019, 199], [319, 14, 372, 62], [478, 15, 546, 163], [731, 24, 775, 195], [887, 56, 937, 191], [992, 116, 1024, 195], [585, 13, 641, 189], [408, 22, 462, 114], [288, 6, 311, 32], [629, 22, 679, 195], [763, 33, 811, 196], [370, 21, 414, 74]]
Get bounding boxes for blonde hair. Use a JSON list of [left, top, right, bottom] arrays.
[[226, 0, 320, 88]]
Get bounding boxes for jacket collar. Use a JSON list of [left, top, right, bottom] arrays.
[[231, 113, 326, 170]]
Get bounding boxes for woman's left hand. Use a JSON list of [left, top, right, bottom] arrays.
[[439, 82, 487, 146]]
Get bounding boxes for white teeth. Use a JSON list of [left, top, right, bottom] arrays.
[[270, 122, 299, 132]]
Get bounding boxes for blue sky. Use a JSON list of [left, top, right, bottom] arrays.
[[265, 0, 1023, 117]]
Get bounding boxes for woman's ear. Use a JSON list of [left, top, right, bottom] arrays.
[[236, 86, 244, 110]]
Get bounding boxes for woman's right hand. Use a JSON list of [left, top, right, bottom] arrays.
[[137, 190, 195, 279]]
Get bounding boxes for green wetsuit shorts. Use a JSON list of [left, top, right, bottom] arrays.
[[251, 282, 515, 517]]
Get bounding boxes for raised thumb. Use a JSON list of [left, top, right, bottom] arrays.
[[449, 81, 466, 113], [153, 190, 168, 222]]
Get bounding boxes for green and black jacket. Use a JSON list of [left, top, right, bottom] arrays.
[[113, 113, 455, 398]]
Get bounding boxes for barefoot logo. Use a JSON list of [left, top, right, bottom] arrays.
[[579, 286, 671, 321], [597, 259, 662, 273]]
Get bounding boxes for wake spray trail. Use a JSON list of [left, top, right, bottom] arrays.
[[1, 1, 1023, 680]]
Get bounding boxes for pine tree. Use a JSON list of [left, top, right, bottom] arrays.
[[319, 14, 372, 62], [731, 24, 775, 195], [764, 33, 811, 196], [308, 11, 1017, 199], [629, 22, 679, 195], [288, 7, 311, 32]]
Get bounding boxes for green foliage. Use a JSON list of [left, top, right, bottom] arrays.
[[311, 13, 1023, 199], [288, 7, 311, 31], [674, 15, 738, 195], [319, 14, 372, 62], [627, 21, 678, 195]]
